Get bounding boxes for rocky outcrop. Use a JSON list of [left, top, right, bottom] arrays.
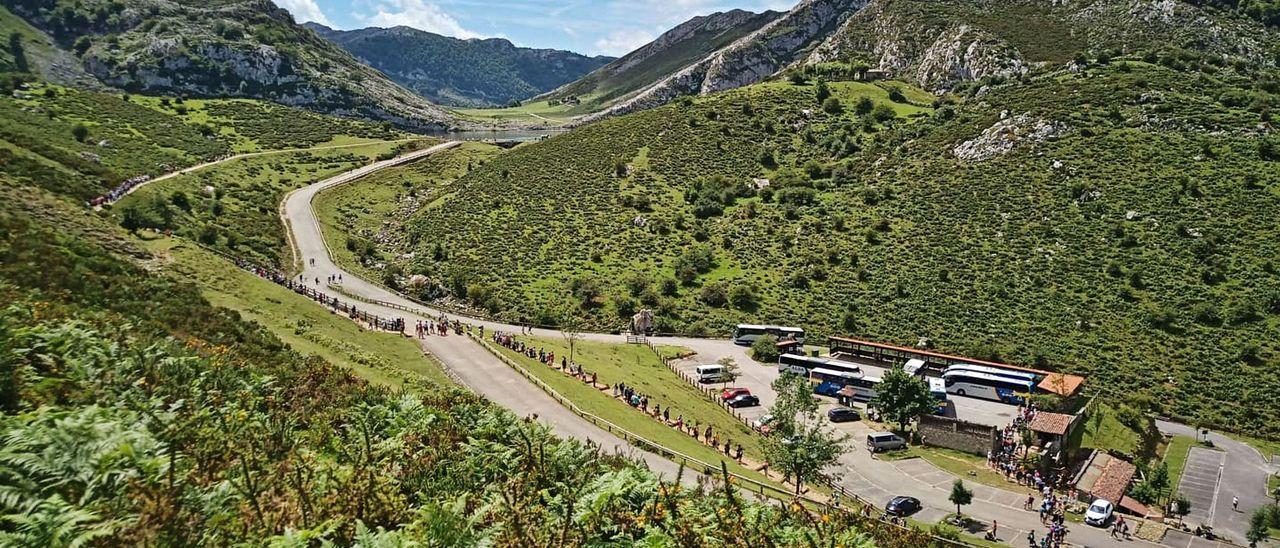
[[952, 113, 1068, 162]]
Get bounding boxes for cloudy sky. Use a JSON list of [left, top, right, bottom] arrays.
[[274, 0, 794, 57]]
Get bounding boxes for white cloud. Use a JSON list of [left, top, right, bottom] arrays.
[[593, 28, 655, 56], [365, 0, 483, 39], [274, 0, 332, 27]]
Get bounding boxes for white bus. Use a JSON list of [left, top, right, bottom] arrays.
[[927, 377, 949, 413], [843, 375, 883, 401], [942, 369, 1035, 404], [778, 353, 861, 377], [944, 363, 1038, 384], [732, 324, 805, 346]]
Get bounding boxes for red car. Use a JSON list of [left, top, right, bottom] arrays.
[[721, 387, 751, 401]]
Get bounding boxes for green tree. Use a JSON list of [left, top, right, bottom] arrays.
[[9, 32, 27, 73], [949, 479, 973, 518], [751, 334, 780, 363], [815, 78, 831, 104], [728, 284, 757, 310], [118, 203, 147, 234], [822, 96, 843, 114], [72, 123, 89, 143], [870, 366, 936, 431], [761, 372, 847, 495], [855, 96, 874, 115], [1247, 507, 1269, 547]]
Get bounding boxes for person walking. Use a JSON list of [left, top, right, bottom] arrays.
[[1232, 495, 1239, 512]]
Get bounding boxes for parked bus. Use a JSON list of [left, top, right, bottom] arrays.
[[842, 375, 883, 401], [942, 369, 1035, 404], [779, 353, 861, 377], [927, 377, 949, 413], [944, 363, 1038, 384], [732, 324, 805, 346], [810, 368, 862, 397]]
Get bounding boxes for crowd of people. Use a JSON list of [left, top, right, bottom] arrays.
[[415, 318, 451, 338], [87, 174, 152, 207], [491, 331, 598, 386]]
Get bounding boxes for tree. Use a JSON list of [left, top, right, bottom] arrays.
[[1172, 493, 1191, 526], [761, 372, 847, 495], [718, 357, 739, 389], [822, 96, 843, 114], [815, 78, 831, 104], [9, 32, 27, 73], [855, 96, 874, 115], [949, 479, 973, 518], [72, 123, 89, 143], [1247, 507, 1269, 547], [118, 203, 146, 234], [557, 301, 584, 369], [728, 284, 757, 310], [871, 366, 937, 431], [751, 334, 780, 363]]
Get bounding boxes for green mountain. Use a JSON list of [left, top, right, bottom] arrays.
[[381, 8, 1280, 436], [306, 23, 614, 108], [536, 8, 781, 115], [1, 0, 456, 130]]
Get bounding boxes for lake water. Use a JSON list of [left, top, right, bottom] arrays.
[[426, 129, 568, 142]]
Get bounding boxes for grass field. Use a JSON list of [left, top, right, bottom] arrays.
[[1162, 435, 1196, 492], [491, 334, 773, 482], [141, 235, 454, 388], [454, 100, 588, 125]]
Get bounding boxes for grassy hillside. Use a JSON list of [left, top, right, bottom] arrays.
[[313, 141, 501, 289], [384, 59, 1280, 436], [115, 138, 424, 266], [0, 182, 933, 546], [0, 81, 404, 201]]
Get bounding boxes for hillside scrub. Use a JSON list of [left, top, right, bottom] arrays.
[[0, 184, 940, 546], [384, 63, 1280, 437]]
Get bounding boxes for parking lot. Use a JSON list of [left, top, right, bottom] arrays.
[[1178, 446, 1226, 526], [672, 353, 1023, 431]]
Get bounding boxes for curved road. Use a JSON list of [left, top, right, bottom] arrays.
[[280, 144, 1266, 547]]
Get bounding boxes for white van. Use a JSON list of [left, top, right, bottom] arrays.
[[696, 364, 727, 383]]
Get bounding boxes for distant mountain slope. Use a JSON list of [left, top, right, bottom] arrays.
[[2, 0, 456, 130], [0, 5, 102, 89], [570, 0, 1279, 120], [306, 23, 613, 108], [537, 8, 781, 114], [807, 0, 1280, 92]]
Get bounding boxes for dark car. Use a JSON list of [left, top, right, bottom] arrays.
[[884, 496, 921, 517], [727, 394, 761, 408], [827, 407, 861, 423]]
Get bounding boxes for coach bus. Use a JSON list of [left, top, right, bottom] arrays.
[[945, 363, 1039, 384], [810, 368, 862, 397], [941, 368, 1035, 404], [732, 324, 805, 346], [779, 353, 861, 377]]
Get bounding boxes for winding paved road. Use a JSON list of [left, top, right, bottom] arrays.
[[278, 143, 1270, 547]]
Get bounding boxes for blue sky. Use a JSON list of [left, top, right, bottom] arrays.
[[274, 0, 794, 57]]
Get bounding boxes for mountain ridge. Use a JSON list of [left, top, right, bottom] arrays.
[[306, 22, 614, 108], [2, 0, 457, 130]]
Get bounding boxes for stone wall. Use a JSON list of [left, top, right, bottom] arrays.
[[918, 414, 998, 456]]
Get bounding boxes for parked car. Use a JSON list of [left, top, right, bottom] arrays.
[[752, 414, 775, 434], [727, 394, 761, 408], [827, 407, 861, 423], [866, 432, 907, 453], [884, 496, 921, 517], [721, 387, 751, 401], [1084, 499, 1114, 526]]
